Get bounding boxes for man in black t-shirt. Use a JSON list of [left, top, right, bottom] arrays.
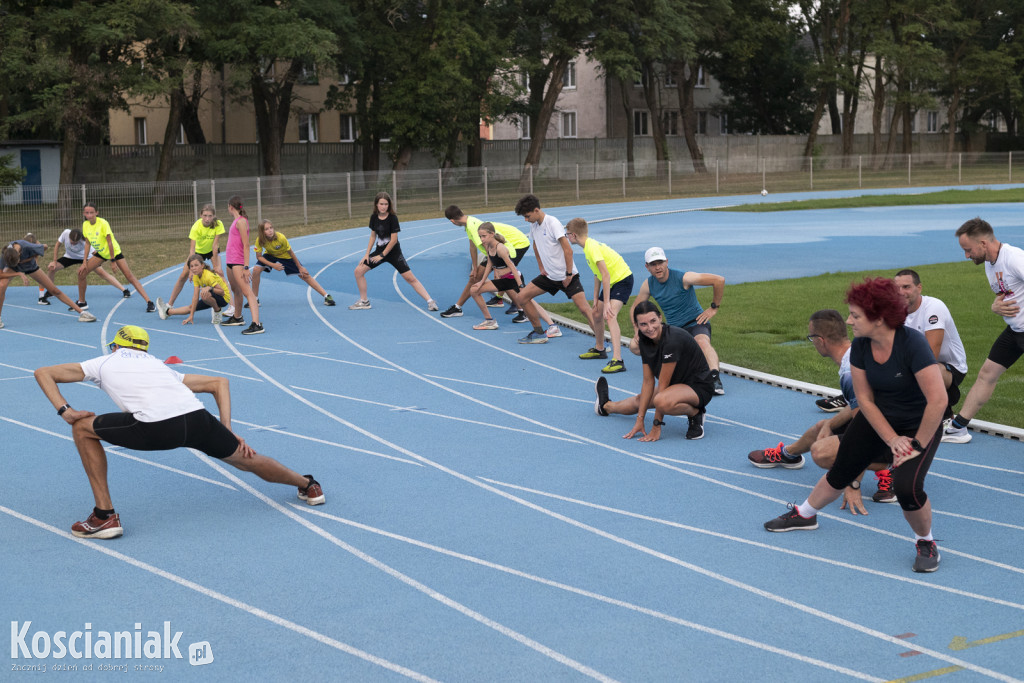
[[595, 301, 714, 441]]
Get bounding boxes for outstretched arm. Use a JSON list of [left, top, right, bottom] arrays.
[[182, 374, 233, 430]]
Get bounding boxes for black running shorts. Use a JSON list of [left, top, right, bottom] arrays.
[[92, 409, 240, 459]]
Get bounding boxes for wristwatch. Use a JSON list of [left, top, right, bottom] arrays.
[[57, 404, 71, 416], [709, 302, 720, 309], [653, 418, 666, 427], [849, 480, 861, 490]]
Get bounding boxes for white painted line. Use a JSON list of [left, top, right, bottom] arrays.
[[0, 327, 96, 348], [237, 342, 395, 372], [231, 418, 422, 467]]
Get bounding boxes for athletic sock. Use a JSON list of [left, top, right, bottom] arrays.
[[796, 500, 819, 518], [533, 326, 544, 334], [781, 445, 795, 457], [950, 414, 971, 429], [915, 531, 934, 542], [93, 507, 115, 520]]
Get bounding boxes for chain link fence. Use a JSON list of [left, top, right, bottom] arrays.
[[3, 151, 1022, 247]]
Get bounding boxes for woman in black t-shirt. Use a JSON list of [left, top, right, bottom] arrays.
[[349, 192, 437, 311], [764, 278, 947, 573]]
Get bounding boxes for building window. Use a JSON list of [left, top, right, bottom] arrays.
[[519, 116, 531, 140], [697, 111, 708, 135], [633, 110, 649, 136], [176, 124, 185, 145], [298, 113, 319, 143], [340, 114, 355, 141], [561, 111, 577, 138], [134, 117, 147, 145], [927, 111, 938, 133], [988, 112, 999, 131], [662, 111, 679, 136], [521, 71, 530, 90], [720, 113, 729, 135], [298, 63, 318, 85], [562, 61, 576, 90], [695, 65, 706, 88], [664, 70, 677, 88]]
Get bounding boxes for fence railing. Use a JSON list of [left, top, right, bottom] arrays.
[[2, 152, 1021, 247]]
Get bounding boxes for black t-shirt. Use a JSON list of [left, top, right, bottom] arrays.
[[639, 324, 712, 387], [850, 325, 936, 431], [369, 213, 400, 243]]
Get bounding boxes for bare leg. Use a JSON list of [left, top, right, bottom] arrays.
[[651, 383, 702, 418], [957, 359, 1008, 420], [354, 262, 371, 301], [903, 500, 933, 537], [694, 333, 721, 371], [166, 262, 191, 305], [400, 270, 432, 302], [94, 265, 127, 293], [298, 271, 327, 297], [112, 258, 151, 303], [222, 448, 310, 488], [72, 417, 114, 509], [29, 270, 86, 313]]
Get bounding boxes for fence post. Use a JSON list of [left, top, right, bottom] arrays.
[[908, 154, 912, 185], [809, 156, 813, 189], [858, 156, 862, 188], [484, 167, 488, 206], [302, 174, 308, 225], [529, 165, 533, 195], [346, 173, 352, 218], [716, 159, 719, 194], [438, 168, 443, 213], [958, 153, 962, 184], [575, 164, 580, 200], [761, 158, 766, 193], [256, 176, 262, 223], [667, 160, 672, 196], [81, 184, 86, 206], [621, 162, 626, 198], [1010, 151, 1013, 183], [392, 171, 398, 211], [210, 179, 216, 208], [192, 181, 198, 219]]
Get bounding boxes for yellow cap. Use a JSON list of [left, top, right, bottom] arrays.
[[108, 325, 150, 352]]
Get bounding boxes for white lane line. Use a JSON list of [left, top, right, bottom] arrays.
[[171, 363, 264, 381], [291, 504, 884, 682], [231, 419, 422, 467], [0, 416, 236, 490], [291, 386, 583, 445], [0, 504, 438, 682], [935, 457, 1024, 476], [237, 342, 395, 372], [194, 447, 619, 683], [423, 373, 594, 403], [928, 472, 1024, 498], [210, 326, 619, 682], [0, 327, 96, 348], [479, 477, 1024, 612]]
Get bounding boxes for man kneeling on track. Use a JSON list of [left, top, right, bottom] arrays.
[[34, 325, 325, 539]]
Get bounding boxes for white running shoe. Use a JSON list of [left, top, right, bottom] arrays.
[[78, 311, 97, 323], [211, 309, 223, 325], [223, 304, 235, 318], [349, 299, 372, 310], [473, 318, 499, 330], [546, 324, 562, 338], [427, 299, 439, 311], [941, 420, 972, 443], [156, 297, 169, 320]]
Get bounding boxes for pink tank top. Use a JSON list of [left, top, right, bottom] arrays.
[[226, 215, 247, 264]]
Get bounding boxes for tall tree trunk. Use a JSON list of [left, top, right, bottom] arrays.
[[392, 144, 414, 172], [871, 66, 886, 160], [181, 67, 206, 144], [153, 71, 186, 210], [945, 91, 960, 168], [642, 61, 668, 164], [519, 54, 569, 191], [672, 61, 705, 174], [58, 127, 79, 224], [620, 79, 634, 166], [803, 89, 828, 162]]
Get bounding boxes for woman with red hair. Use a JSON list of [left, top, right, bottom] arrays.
[[764, 277, 948, 573]]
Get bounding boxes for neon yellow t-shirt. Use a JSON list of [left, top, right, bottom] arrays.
[[465, 216, 529, 260], [583, 239, 631, 285], [192, 269, 231, 303], [254, 232, 292, 259], [82, 217, 120, 259], [188, 219, 226, 255]]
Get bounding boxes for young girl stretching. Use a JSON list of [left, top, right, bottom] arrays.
[[156, 254, 230, 325], [251, 220, 335, 306], [468, 222, 552, 331], [222, 195, 263, 334], [350, 191, 437, 311]]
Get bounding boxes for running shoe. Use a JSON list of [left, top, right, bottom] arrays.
[[156, 297, 169, 320], [686, 411, 705, 440], [297, 475, 325, 506], [815, 395, 848, 412], [241, 322, 264, 335], [348, 299, 371, 310], [440, 304, 463, 318], [0, 317, 4, 329], [485, 295, 505, 308], [941, 419, 972, 443], [748, 442, 804, 469], [602, 359, 626, 374], [71, 511, 123, 539], [427, 299, 439, 311], [70, 301, 88, 311], [764, 504, 818, 532], [40, 291, 52, 304], [122, 289, 132, 299], [912, 539, 940, 573], [211, 309, 223, 325], [545, 324, 562, 338], [78, 311, 97, 323], [473, 319, 498, 330], [223, 304, 235, 317], [221, 316, 245, 326], [243, 298, 260, 309], [712, 372, 725, 395], [595, 376, 610, 416], [579, 346, 608, 359], [37, 296, 50, 305], [324, 295, 336, 307], [505, 306, 521, 315], [519, 330, 548, 344], [512, 312, 527, 323], [872, 469, 896, 503], [145, 300, 156, 313]]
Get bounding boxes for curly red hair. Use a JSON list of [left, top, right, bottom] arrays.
[[845, 277, 907, 329]]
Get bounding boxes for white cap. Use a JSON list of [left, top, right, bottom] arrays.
[[644, 246, 667, 264]]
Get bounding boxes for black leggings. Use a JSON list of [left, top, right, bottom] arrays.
[[825, 411, 941, 511]]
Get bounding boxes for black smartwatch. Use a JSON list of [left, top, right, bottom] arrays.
[[653, 418, 666, 427], [57, 404, 71, 416], [910, 438, 924, 452], [709, 302, 720, 309]]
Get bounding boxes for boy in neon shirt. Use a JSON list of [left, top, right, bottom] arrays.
[[565, 218, 633, 373]]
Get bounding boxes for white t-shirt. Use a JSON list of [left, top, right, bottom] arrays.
[[57, 229, 94, 261], [80, 349, 204, 422], [986, 243, 1024, 332], [904, 295, 968, 373], [528, 213, 577, 281]]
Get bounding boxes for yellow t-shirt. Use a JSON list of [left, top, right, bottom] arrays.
[[583, 239, 631, 285], [254, 232, 292, 260], [192, 269, 231, 303], [82, 217, 120, 259], [465, 216, 529, 260], [188, 219, 226, 255]]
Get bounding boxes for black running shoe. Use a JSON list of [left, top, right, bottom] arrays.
[[764, 505, 818, 532], [440, 304, 463, 318], [686, 411, 705, 440], [241, 322, 265, 335], [145, 300, 156, 313], [912, 539, 940, 573], [485, 295, 505, 308], [122, 289, 132, 299], [221, 316, 245, 327], [815, 395, 848, 412], [594, 376, 610, 416]]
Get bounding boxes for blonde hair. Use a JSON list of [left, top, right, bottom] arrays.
[[256, 220, 277, 250], [565, 217, 589, 237], [478, 222, 506, 244]]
